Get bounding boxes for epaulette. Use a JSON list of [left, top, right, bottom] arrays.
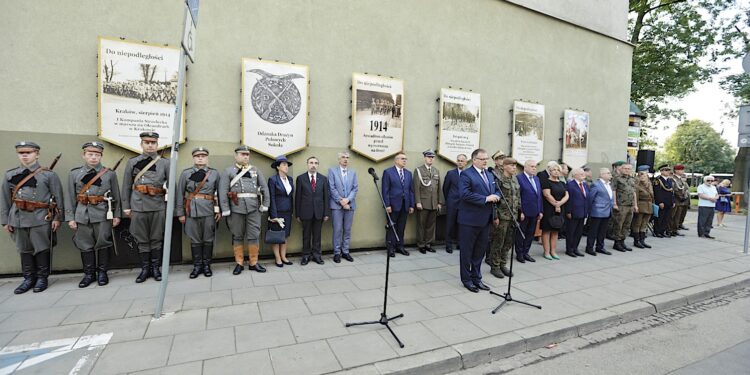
[[6, 167, 17, 173], [71, 166, 81, 171]]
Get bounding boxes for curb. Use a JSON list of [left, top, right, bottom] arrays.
[[329, 272, 750, 374]]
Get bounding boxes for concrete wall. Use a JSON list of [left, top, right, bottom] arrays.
[[0, 0, 632, 274], [506, 0, 630, 41]]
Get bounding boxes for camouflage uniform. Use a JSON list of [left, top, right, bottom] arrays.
[[611, 173, 636, 250], [488, 171, 520, 273], [669, 173, 690, 235]]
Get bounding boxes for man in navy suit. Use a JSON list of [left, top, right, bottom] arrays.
[[565, 168, 589, 257], [328, 152, 358, 263], [295, 156, 331, 265], [382, 152, 415, 257], [586, 168, 614, 255], [457, 149, 500, 293], [441, 154, 467, 254], [515, 160, 543, 263]]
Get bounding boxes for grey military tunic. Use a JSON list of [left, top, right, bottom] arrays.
[[176, 166, 221, 244], [65, 164, 122, 252], [219, 165, 269, 244], [0, 162, 64, 254], [121, 153, 170, 253]]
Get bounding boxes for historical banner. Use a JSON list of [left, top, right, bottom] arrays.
[[98, 37, 185, 153], [438, 89, 480, 162], [562, 109, 589, 168], [351, 73, 404, 161], [242, 58, 309, 158], [512, 101, 545, 164]]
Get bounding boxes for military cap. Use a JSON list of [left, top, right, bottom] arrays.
[[234, 145, 251, 153], [15, 141, 40, 152], [673, 164, 685, 171], [657, 164, 671, 171], [612, 160, 626, 167], [422, 149, 436, 157], [82, 141, 104, 153], [492, 150, 506, 160], [191, 147, 209, 156], [637, 165, 650, 172], [139, 131, 159, 140], [581, 164, 591, 171], [271, 155, 293, 169]]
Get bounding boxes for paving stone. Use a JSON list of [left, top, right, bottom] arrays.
[[182, 290, 233, 310], [168, 327, 235, 365], [7, 323, 89, 346], [235, 320, 296, 353], [386, 301, 437, 326], [131, 361, 203, 375], [387, 271, 427, 285], [210, 274, 246, 291], [515, 319, 579, 350], [564, 308, 621, 336], [231, 285, 278, 304], [313, 278, 359, 294], [345, 289, 392, 309], [290, 269, 331, 282], [207, 302, 261, 329], [413, 280, 464, 298], [288, 312, 349, 342], [258, 298, 310, 321], [328, 330, 399, 369], [251, 271, 293, 286], [422, 315, 486, 345], [0, 290, 67, 313], [412, 268, 454, 282], [53, 287, 118, 307], [460, 310, 526, 336], [275, 282, 321, 299], [606, 300, 657, 323], [378, 322, 447, 356], [125, 295, 185, 318], [61, 299, 132, 325], [374, 347, 461, 375], [337, 307, 384, 333], [417, 295, 473, 317], [350, 275, 385, 290], [110, 283, 160, 301], [0, 332, 18, 347], [270, 340, 342, 374], [91, 335, 173, 374], [144, 308, 207, 338], [304, 294, 356, 314], [0, 306, 74, 333], [83, 315, 151, 343], [453, 331, 527, 368], [203, 349, 273, 375]]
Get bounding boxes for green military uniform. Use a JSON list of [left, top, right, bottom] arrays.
[[631, 166, 654, 249], [488, 169, 520, 276], [413, 149, 442, 253], [611, 171, 636, 251], [669, 169, 690, 235]]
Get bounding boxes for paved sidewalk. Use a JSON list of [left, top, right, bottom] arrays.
[[0, 211, 748, 374]]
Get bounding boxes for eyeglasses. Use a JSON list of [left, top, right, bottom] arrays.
[[474, 158, 489, 161]]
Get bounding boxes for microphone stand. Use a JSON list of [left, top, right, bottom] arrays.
[[345, 169, 405, 348], [488, 169, 542, 313]]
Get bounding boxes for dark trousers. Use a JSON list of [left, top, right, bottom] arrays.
[[445, 205, 459, 249], [586, 217, 609, 251], [386, 205, 408, 251], [566, 217, 585, 251], [302, 219, 323, 257], [655, 204, 672, 234], [458, 223, 489, 286], [697, 207, 715, 236], [515, 215, 536, 257]]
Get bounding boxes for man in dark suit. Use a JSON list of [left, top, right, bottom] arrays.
[[441, 153, 467, 254], [586, 168, 614, 255], [565, 168, 589, 257], [295, 156, 330, 265], [515, 159, 543, 263], [653, 164, 675, 238], [382, 152, 415, 257], [457, 149, 500, 293]]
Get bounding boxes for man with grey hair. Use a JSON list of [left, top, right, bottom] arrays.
[[696, 175, 718, 239], [565, 167, 588, 257], [328, 151, 358, 262]]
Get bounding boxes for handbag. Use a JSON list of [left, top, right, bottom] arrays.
[[264, 229, 286, 244], [652, 203, 659, 218], [548, 214, 564, 230]]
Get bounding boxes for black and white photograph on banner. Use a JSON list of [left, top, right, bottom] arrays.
[[98, 37, 185, 153], [512, 100, 545, 164], [438, 88, 481, 161], [562, 109, 589, 168], [351, 73, 404, 161], [242, 58, 309, 158]]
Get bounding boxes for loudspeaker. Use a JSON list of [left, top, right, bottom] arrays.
[[636, 150, 655, 172]]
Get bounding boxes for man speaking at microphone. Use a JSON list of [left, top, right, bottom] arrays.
[[458, 148, 500, 293]]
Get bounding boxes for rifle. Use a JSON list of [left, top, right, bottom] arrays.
[[106, 155, 126, 256], [47, 153, 62, 273]]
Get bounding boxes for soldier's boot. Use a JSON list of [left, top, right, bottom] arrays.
[[247, 244, 266, 273], [202, 242, 213, 277], [622, 239, 633, 251], [640, 233, 652, 248], [78, 251, 97, 288], [633, 235, 645, 249], [14, 253, 37, 294], [232, 245, 244, 275], [33, 250, 51, 293], [135, 252, 152, 283], [97, 247, 110, 286], [189, 244, 203, 279], [151, 248, 162, 281], [613, 240, 626, 252]]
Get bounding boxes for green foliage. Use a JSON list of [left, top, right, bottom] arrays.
[[663, 119, 736, 173]]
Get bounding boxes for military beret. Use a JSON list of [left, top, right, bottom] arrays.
[[581, 164, 591, 171], [492, 150, 506, 160], [191, 147, 209, 156], [612, 161, 625, 167], [234, 145, 251, 153], [82, 141, 104, 153], [657, 164, 671, 171], [422, 149, 436, 157], [637, 165, 650, 172], [673, 164, 685, 170], [139, 131, 159, 139], [15, 141, 40, 152]]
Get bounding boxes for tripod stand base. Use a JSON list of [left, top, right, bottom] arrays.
[[346, 313, 405, 348], [489, 291, 542, 314]]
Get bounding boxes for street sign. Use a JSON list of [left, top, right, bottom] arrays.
[[739, 133, 750, 148], [181, 4, 197, 63], [187, 0, 199, 26]]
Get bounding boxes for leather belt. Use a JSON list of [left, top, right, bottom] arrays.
[[236, 193, 257, 198], [192, 193, 215, 200], [14, 199, 50, 212], [134, 184, 166, 196], [77, 195, 106, 205]]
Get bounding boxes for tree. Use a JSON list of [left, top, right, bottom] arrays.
[[663, 119, 735, 174]]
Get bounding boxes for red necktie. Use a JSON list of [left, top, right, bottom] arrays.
[[579, 182, 586, 197], [311, 175, 316, 192]]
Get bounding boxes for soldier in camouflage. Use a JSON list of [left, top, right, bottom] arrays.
[[611, 162, 638, 252], [488, 157, 521, 279], [669, 164, 690, 236]]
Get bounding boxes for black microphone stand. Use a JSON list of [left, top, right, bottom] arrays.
[[345, 169, 405, 348], [488, 169, 542, 313]]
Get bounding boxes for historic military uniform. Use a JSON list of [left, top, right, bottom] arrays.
[[1, 142, 64, 294], [606, 162, 623, 240], [653, 164, 675, 237], [669, 165, 690, 236], [611, 165, 636, 252], [219, 145, 270, 275], [121, 132, 170, 283], [488, 159, 520, 279], [413, 149, 442, 253], [175, 147, 221, 279], [65, 142, 122, 288], [631, 165, 653, 249]]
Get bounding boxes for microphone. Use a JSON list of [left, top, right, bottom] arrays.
[[368, 167, 380, 181]]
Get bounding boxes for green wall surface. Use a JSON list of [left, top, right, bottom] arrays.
[[0, 0, 632, 274]]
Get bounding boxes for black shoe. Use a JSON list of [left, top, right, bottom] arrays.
[[79, 251, 97, 288], [136, 253, 152, 283], [249, 263, 267, 273], [490, 269, 505, 279], [97, 247, 110, 286], [704, 234, 715, 239], [397, 248, 410, 256], [634, 238, 645, 249], [565, 251, 578, 258], [276, 262, 284, 268], [596, 249, 612, 255], [312, 256, 325, 265], [33, 251, 51, 293], [419, 247, 427, 254], [474, 281, 491, 291], [446, 248, 453, 254], [464, 284, 479, 293], [679, 225, 688, 230], [516, 255, 526, 263], [585, 249, 597, 256], [151, 249, 162, 281], [202, 243, 214, 277], [282, 260, 293, 265], [500, 266, 513, 277], [622, 241, 633, 251], [342, 253, 354, 262], [333, 254, 341, 263], [673, 232, 684, 237], [388, 251, 395, 258], [189, 245, 203, 279], [524, 254, 536, 262], [613, 241, 626, 252], [301, 256, 310, 265], [427, 246, 435, 253], [654, 233, 664, 238], [573, 250, 584, 257], [233, 264, 244, 275], [14, 253, 36, 294], [641, 233, 652, 249]]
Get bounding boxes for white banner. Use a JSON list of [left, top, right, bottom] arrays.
[[562, 109, 589, 168], [512, 101, 545, 165], [351, 73, 404, 162], [438, 89, 480, 162]]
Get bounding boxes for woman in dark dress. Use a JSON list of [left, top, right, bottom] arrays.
[[715, 179, 732, 227], [268, 156, 294, 267], [541, 162, 569, 260]]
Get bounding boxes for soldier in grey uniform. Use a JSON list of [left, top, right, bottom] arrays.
[[65, 141, 122, 288], [413, 149, 442, 254], [611, 162, 638, 252], [121, 132, 170, 283], [488, 157, 521, 279], [176, 147, 222, 279], [1, 142, 64, 294], [219, 145, 269, 275]]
